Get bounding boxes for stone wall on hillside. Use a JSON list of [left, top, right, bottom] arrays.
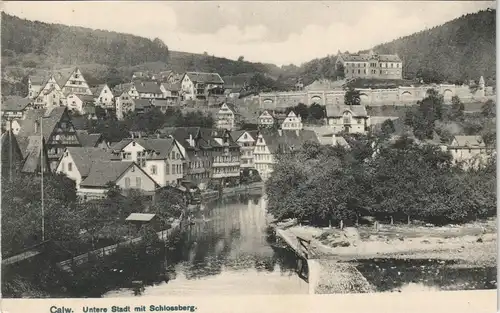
[[258, 84, 491, 110]]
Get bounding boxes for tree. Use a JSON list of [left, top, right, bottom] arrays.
[[293, 103, 309, 120], [449, 96, 465, 121], [481, 99, 496, 118], [308, 103, 326, 120], [238, 56, 244, 62], [380, 119, 396, 138], [344, 88, 361, 106]]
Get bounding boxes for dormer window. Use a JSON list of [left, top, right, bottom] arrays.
[[75, 74, 79, 79], [132, 142, 136, 146]]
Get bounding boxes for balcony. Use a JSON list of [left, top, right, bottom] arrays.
[[212, 171, 240, 178], [213, 161, 240, 167]]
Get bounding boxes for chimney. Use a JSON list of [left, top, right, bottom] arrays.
[[138, 132, 142, 138], [189, 134, 194, 147], [131, 133, 134, 139], [295, 129, 300, 136], [278, 129, 282, 136], [157, 133, 160, 139]]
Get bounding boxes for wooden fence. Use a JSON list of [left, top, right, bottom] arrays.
[[57, 220, 181, 272]]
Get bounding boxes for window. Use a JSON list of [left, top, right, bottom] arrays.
[[136, 177, 141, 188], [364, 69, 366, 74], [172, 165, 176, 174], [166, 163, 170, 174], [380, 70, 382, 74], [171, 151, 176, 159], [358, 70, 360, 74], [391, 63, 394, 68], [151, 165, 157, 175], [132, 142, 136, 146], [125, 177, 131, 188], [75, 73, 79, 78], [131, 166, 135, 172]]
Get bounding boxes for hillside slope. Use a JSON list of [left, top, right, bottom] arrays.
[[282, 9, 496, 86], [1, 13, 278, 79]]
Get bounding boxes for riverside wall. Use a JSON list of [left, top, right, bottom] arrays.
[[258, 85, 494, 110]]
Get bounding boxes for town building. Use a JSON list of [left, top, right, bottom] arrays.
[[181, 72, 225, 100], [27, 76, 46, 99], [159, 127, 215, 188], [210, 129, 241, 186], [325, 104, 370, 134], [91, 84, 114, 109], [230, 130, 258, 171], [160, 82, 181, 104], [66, 93, 95, 114], [215, 103, 236, 130], [280, 111, 303, 130], [134, 81, 164, 99], [254, 129, 319, 181], [132, 99, 153, 114], [109, 137, 185, 187], [17, 107, 81, 171], [446, 136, 492, 170], [2, 97, 34, 134], [60, 68, 93, 96], [56, 147, 111, 189], [78, 161, 158, 201], [336, 50, 403, 80], [33, 76, 65, 109], [19, 135, 51, 174], [76, 130, 109, 149], [115, 90, 136, 120], [258, 110, 275, 128]]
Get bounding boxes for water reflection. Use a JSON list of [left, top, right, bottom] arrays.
[[352, 258, 497, 292], [104, 194, 308, 297]]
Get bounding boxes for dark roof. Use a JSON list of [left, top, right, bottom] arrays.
[[340, 53, 401, 63], [220, 102, 236, 112], [18, 107, 67, 143], [161, 82, 181, 92], [153, 100, 169, 107], [76, 131, 104, 147], [229, 130, 246, 142], [134, 81, 162, 94], [110, 138, 176, 160], [259, 129, 319, 154], [66, 147, 112, 177], [133, 99, 152, 110], [185, 72, 224, 84], [325, 104, 368, 117], [158, 127, 229, 150], [80, 161, 134, 187], [76, 94, 96, 103], [90, 84, 107, 96], [20, 136, 50, 173], [2, 96, 32, 111]]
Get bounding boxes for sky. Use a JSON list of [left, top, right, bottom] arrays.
[[1, 1, 495, 66]]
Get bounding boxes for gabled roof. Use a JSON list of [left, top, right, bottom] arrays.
[[451, 136, 485, 148], [2, 96, 32, 111], [230, 130, 258, 142], [110, 138, 176, 160], [153, 100, 169, 107], [73, 94, 95, 103], [90, 84, 108, 96], [134, 81, 162, 94], [20, 136, 50, 173], [259, 129, 319, 154], [378, 54, 402, 62], [126, 213, 156, 222], [76, 131, 104, 147], [66, 147, 111, 177], [161, 82, 181, 92], [325, 104, 368, 117], [17, 107, 68, 143], [80, 161, 135, 187], [185, 72, 224, 84], [219, 102, 235, 112]]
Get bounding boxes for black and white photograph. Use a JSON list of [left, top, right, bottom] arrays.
[[0, 1, 496, 309]]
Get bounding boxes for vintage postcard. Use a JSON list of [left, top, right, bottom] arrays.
[[0, 1, 497, 313]]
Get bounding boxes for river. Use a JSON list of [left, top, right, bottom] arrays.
[[103, 194, 309, 297]]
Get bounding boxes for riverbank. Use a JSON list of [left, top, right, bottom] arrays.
[[280, 218, 496, 266], [273, 218, 497, 293]]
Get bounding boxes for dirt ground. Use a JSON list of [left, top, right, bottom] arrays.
[[281, 218, 497, 267]]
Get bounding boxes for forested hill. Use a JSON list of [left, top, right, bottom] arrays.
[[372, 9, 496, 83], [287, 9, 496, 85], [1, 12, 279, 77]]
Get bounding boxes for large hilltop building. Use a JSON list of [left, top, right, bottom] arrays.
[[336, 50, 403, 80]]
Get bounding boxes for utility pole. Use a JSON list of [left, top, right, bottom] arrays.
[[40, 117, 45, 242]]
